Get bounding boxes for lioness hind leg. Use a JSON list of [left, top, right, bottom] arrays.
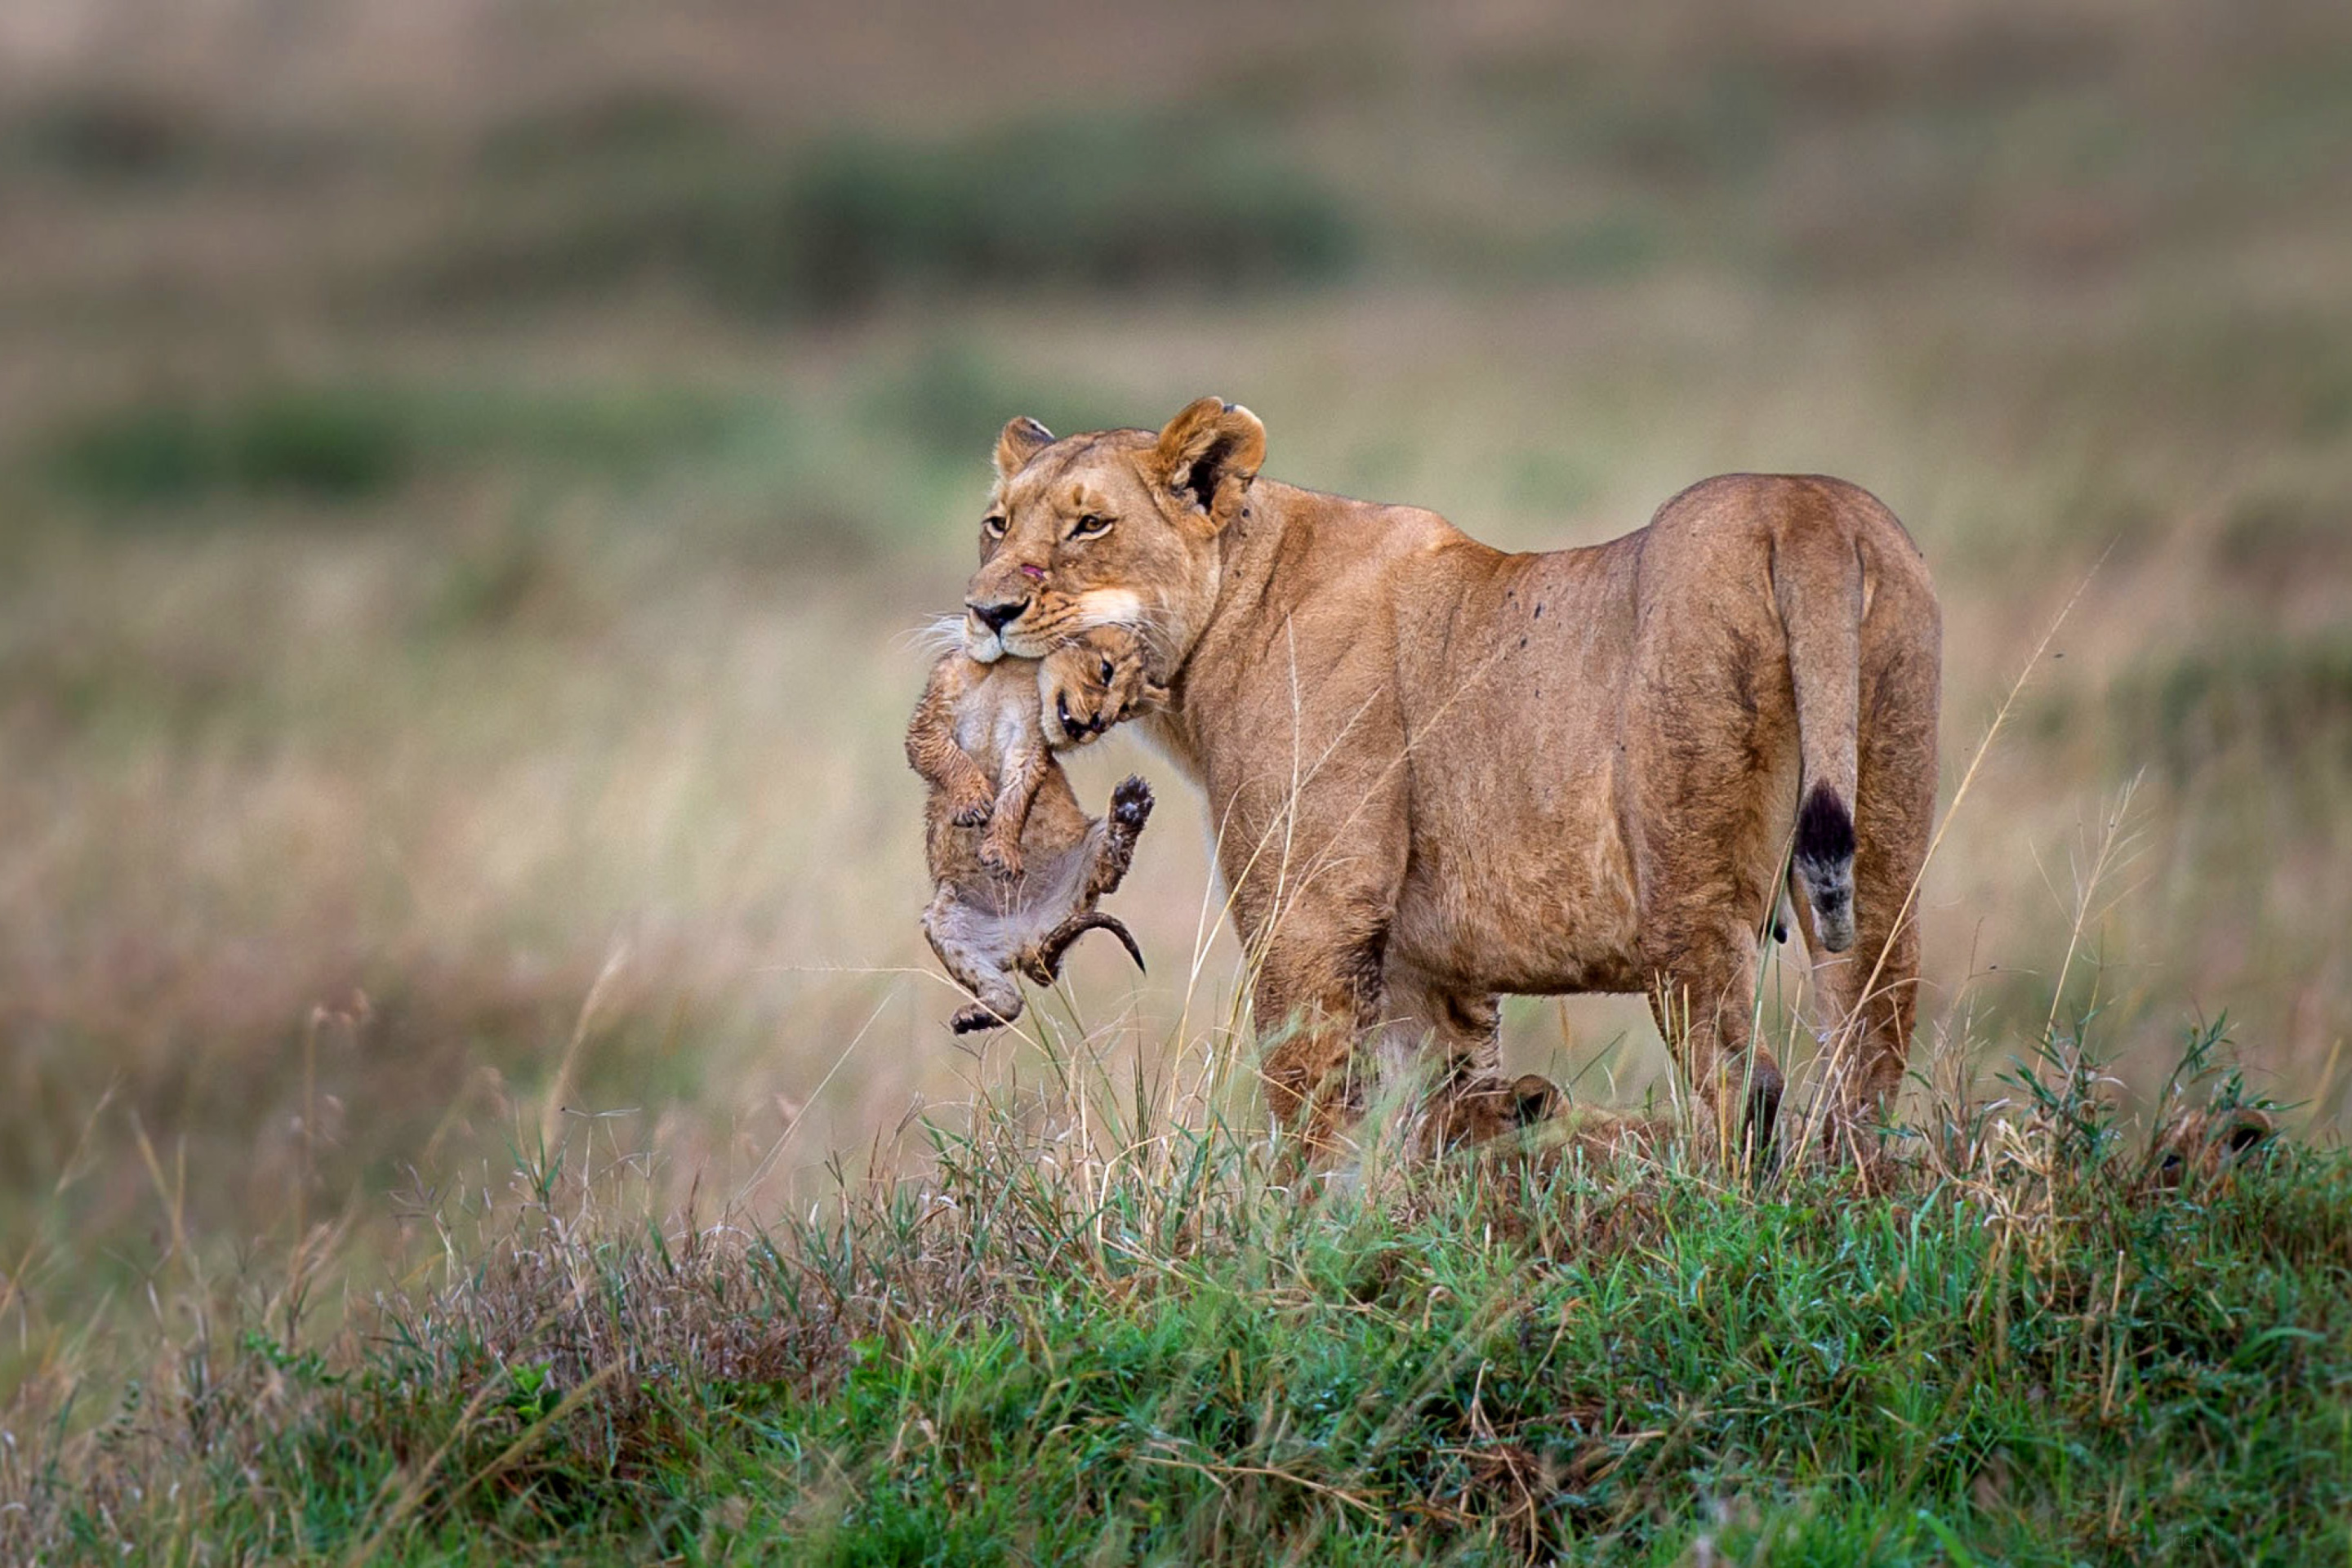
[[1793, 878, 1918, 1138], [1646, 924, 1785, 1163], [1801, 631, 1937, 1134]]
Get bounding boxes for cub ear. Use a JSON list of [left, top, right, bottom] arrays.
[[995, 416, 1055, 479], [1152, 396, 1266, 530]]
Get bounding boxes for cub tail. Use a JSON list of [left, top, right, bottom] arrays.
[[1027, 912, 1147, 985]]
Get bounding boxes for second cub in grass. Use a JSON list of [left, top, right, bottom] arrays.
[[906, 626, 1164, 1032]]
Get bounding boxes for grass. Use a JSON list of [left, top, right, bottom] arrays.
[[4, 1018, 2344, 1565], [419, 112, 1357, 319], [38, 382, 777, 510]]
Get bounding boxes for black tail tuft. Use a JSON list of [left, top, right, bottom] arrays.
[[1795, 783, 1855, 871], [1793, 783, 1857, 953]]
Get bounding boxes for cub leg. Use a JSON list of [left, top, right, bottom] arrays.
[[978, 740, 1053, 878], [905, 661, 996, 825], [1079, 776, 1155, 901], [1015, 777, 1158, 987], [921, 889, 1023, 1032]]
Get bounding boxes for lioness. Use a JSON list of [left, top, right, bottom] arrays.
[[959, 402, 1940, 1155], [907, 625, 1163, 1033]]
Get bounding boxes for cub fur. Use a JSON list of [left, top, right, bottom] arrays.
[[906, 625, 1164, 1033]]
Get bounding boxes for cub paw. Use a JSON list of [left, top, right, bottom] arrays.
[[947, 784, 995, 828], [950, 1000, 1016, 1034], [978, 833, 1024, 879], [1109, 775, 1155, 831]]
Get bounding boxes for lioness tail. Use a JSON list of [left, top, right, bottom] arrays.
[[1773, 488, 1865, 951]]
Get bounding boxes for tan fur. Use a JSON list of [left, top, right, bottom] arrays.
[[1414, 1072, 1572, 1153], [2142, 1106, 2275, 1191], [906, 626, 1164, 1032], [961, 401, 1942, 1156]]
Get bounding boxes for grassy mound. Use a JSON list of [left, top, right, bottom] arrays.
[[6, 1039, 2345, 1566]]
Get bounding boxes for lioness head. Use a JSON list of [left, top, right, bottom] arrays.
[[962, 397, 1266, 672]]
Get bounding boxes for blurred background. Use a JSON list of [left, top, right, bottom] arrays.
[[2, 0, 2347, 1371]]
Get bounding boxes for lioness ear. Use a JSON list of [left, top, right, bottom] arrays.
[[1153, 396, 1266, 530], [995, 416, 1054, 479]]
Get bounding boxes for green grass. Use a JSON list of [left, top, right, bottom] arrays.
[[419, 110, 1358, 318], [38, 382, 777, 510], [9, 1032, 2346, 1566]]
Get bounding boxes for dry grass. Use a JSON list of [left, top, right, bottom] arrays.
[[0, 964, 2329, 1561]]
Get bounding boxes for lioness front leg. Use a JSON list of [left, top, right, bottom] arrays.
[[1383, 978, 1518, 1154], [1254, 927, 1390, 1160]]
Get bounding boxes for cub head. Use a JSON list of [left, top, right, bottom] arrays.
[[2145, 1105, 2274, 1191], [1038, 626, 1169, 747], [962, 397, 1267, 672]]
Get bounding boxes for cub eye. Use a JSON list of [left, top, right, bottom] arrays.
[[1070, 512, 1113, 539], [1098, 657, 1116, 683], [982, 514, 1007, 539]]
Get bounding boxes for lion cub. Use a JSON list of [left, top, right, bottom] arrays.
[[906, 626, 1165, 1032]]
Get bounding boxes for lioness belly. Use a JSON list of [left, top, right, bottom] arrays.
[[1383, 552, 1651, 995], [1388, 765, 1649, 996]]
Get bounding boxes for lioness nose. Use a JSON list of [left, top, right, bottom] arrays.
[[968, 599, 1027, 634]]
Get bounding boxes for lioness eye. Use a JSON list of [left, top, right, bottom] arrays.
[[1099, 658, 1116, 683], [1070, 512, 1112, 538], [982, 514, 1007, 538]]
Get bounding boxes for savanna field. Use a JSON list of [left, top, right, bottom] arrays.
[[2, 2, 2350, 1561]]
